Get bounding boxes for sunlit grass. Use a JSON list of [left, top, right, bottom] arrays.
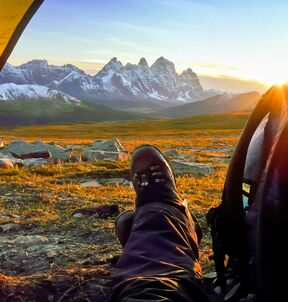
[[0, 112, 248, 298]]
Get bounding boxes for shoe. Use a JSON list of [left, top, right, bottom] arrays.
[[130, 145, 180, 208], [114, 145, 203, 247]]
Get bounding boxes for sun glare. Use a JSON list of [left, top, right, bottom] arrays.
[[259, 70, 288, 87]]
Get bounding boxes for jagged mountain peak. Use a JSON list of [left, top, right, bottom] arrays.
[[152, 56, 173, 66], [138, 57, 148, 67], [151, 56, 176, 76], [181, 68, 196, 76], [106, 57, 123, 69], [0, 57, 228, 111], [19, 59, 49, 68]]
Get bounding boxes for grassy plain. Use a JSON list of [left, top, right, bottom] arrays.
[[0, 111, 249, 301]]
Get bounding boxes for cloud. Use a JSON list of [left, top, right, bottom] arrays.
[[199, 73, 268, 93], [193, 62, 241, 71]]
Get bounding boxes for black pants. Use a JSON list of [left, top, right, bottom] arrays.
[[110, 202, 222, 302]]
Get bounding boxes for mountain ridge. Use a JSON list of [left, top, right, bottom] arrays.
[[1, 57, 225, 111]]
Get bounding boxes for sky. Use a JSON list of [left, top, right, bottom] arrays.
[[8, 0, 288, 93]]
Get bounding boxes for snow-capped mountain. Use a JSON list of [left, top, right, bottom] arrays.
[[0, 57, 223, 111], [0, 83, 81, 104], [0, 60, 84, 86]]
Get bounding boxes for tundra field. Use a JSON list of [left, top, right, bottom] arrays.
[[0, 112, 249, 301]]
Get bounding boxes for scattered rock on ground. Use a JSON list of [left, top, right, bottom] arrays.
[[65, 144, 85, 151], [1, 140, 71, 162], [0, 223, 29, 233], [0, 235, 56, 275], [16, 150, 51, 160], [91, 137, 126, 152], [72, 204, 119, 219], [0, 157, 14, 169], [72, 213, 84, 218], [102, 178, 130, 186], [82, 150, 128, 162], [80, 180, 102, 187], [23, 158, 49, 168], [82, 137, 129, 162], [164, 149, 180, 158], [0, 152, 23, 168], [171, 160, 214, 175], [215, 158, 231, 164]]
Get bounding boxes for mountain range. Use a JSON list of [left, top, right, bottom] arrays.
[[0, 57, 260, 125]]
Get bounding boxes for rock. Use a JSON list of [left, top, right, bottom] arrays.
[[2, 140, 71, 162], [91, 137, 126, 152], [65, 144, 85, 151], [102, 178, 129, 186], [0, 140, 4, 148], [81, 180, 102, 187], [15, 150, 51, 159], [23, 158, 49, 167], [32, 141, 71, 162], [0, 223, 28, 232], [82, 137, 129, 162], [0, 152, 23, 167], [171, 160, 214, 175], [215, 158, 231, 164], [72, 204, 119, 218], [0, 157, 14, 169], [13, 235, 49, 246], [0, 235, 53, 275], [70, 154, 82, 162], [82, 150, 128, 162], [1, 140, 39, 157], [164, 149, 180, 158], [72, 213, 84, 218]]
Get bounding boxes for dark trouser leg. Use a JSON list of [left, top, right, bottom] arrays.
[[110, 202, 221, 302]]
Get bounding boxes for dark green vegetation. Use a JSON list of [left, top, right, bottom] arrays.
[[0, 99, 144, 126], [154, 92, 259, 118], [0, 111, 250, 140]]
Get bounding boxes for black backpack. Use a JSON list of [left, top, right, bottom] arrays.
[[207, 85, 288, 301]]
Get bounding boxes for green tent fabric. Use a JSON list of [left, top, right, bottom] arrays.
[[0, 0, 44, 70]]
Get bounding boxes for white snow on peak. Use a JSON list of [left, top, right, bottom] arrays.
[[0, 83, 80, 104]]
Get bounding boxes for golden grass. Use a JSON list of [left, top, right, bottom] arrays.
[[0, 113, 247, 298]]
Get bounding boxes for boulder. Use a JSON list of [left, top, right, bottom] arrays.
[[65, 144, 85, 151], [91, 137, 126, 152], [171, 160, 214, 175], [102, 178, 130, 186], [81, 180, 102, 188], [0, 223, 29, 232], [23, 158, 49, 168], [0, 140, 4, 148], [0, 152, 23, 168], [0, 157, 14, 169], [82, 138, 128, 162], [82, 150, 128, 162], [16, 150, 51, 159], [72, 204, 119, 219], [164, 149, 180, 158], [2, 140, 71, 162], [32, 141, 71, 162]]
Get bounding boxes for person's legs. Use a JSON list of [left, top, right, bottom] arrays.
[[110, 145, 221, 302]]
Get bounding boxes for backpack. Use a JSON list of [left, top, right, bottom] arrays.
[[207, 85, 288, 301]]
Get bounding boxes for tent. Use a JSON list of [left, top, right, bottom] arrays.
[[0, 0, 44, 70]]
